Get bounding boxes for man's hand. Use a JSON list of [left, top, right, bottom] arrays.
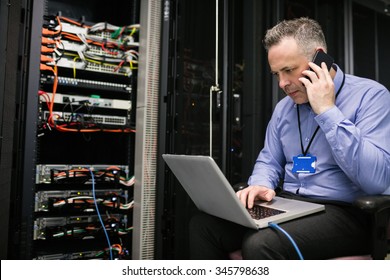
[[299, 61, 335, 115], [236, 185, 276, 209]]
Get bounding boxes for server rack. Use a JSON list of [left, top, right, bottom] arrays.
[[8, 0, 140, 259]]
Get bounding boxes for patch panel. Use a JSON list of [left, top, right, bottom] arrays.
[[40, 75, 132, 94], [50, 55, 133, 76]]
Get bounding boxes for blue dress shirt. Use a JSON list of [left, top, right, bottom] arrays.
[[248, 65, 390, 202]]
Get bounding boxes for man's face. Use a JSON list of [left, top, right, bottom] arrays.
[[268, 37, 310, 104]]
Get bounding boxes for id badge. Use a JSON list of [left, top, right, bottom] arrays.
[[292, 154, 317, 173]]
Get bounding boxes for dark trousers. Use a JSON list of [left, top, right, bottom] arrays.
[[189, 199, 371, 260]]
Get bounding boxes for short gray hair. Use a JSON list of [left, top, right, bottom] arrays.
[[263, 17, 327, 59]]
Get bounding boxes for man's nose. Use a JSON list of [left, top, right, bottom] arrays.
[[278, 74, 290, 89]]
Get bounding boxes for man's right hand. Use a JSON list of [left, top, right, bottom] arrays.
[[236, 185, 276, 209]]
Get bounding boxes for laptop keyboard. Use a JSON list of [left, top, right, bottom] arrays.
[[247, 205, 286, 220]]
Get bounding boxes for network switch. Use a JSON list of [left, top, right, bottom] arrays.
[[43, 111, 129, 126], [40, 92, 131, 111]]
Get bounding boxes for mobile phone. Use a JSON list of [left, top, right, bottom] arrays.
[[304, 50, 334, 83], [311, 50, 334, 71]]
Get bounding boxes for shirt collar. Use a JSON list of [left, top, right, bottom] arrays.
[[332, 64, 345, 97]]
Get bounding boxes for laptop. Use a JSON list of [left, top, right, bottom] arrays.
[[162, 154, 325, 229]]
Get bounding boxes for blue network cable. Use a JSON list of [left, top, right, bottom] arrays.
[[268, 222, 304, 260], [89, 168, 113, 260]]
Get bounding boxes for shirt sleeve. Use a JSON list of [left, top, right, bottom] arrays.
[[315, 88, 390, 195], [247, 110, 286, 189]]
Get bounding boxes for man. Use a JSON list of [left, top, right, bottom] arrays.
[[189, 17, 390, 259]]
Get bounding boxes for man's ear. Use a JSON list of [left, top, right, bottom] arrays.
[[315, 47, 326, 53]]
